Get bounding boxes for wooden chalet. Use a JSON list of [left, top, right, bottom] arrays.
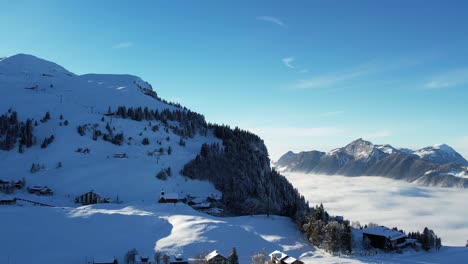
[[135, 255, 151, 264], [170, 254, 188, 264], [0, 198, 16, 205], [206, 194, 221, 203], [93, 257, 118, 264], [362, 226, 407, 250], [187, 197, 207, 206], [205, 250, 227, 264], [75, 191, 106, 205], [27, 185, 53, 195], [158, 191, 179, 203], [269, 250, 304, 264], [0, 180, 9, 191]]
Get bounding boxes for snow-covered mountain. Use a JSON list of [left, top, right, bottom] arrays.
[[0, 54, 311, 263], [413, 144, 468, 166], [276, 139, 468, 188], [2, 54, 467, 263]]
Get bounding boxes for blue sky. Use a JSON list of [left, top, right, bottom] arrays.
[[1, 0, 468, 159]]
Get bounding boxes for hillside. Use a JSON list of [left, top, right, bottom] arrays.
[[275, 139, 468, 188], [0, 54, 305, 216]]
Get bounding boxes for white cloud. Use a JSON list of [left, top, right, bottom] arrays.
[[299, 69, 309, 73], [112, 42, 133, 49], [282, 57, 295, 69], [423, 68, 468, 89], [257, 16, 286, 27], [285, 172, 468, 246]]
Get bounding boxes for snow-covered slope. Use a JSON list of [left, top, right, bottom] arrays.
[[2, 203, 467, 264], [0, 54, 174, 119], [414, 144, 468, 166], [0, 203, 313, 264], [0, 53, 221, 203]]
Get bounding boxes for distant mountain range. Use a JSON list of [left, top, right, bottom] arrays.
[[275, 139, 468, 188]]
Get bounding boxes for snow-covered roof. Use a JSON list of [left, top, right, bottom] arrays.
[[268, 250, 288, 260], [204, 208, 223, 213], [135, 255, 150, 262], [363, 226, 406, 240], [161, 193, 178, 199], [283, 256, 298, 264], [205, 250, 224, 261], [93, 256, 116, 263], [192, 202, 211, 208], [30, 186, 51, 191], [190, 197, 207, 204]]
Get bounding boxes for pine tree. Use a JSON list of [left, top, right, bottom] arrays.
[[18, 143, 24, 153], [162, 254, 170, 264], [227, 247, 239, 264], [41, 138, 48, 148], [154, 250, 161, 264]]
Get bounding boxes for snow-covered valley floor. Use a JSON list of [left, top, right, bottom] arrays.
[[1, 202, 466, 264], [0, 203, 314, 264], [284, 173, 468, 247]]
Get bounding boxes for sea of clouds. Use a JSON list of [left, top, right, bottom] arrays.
[[284, 173, 468, 246]]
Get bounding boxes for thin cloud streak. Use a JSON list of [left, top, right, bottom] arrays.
[[257, 16, 286, 27], [423, 68, 468, 89], [112, 42, 133, 49], [292, 58, 422, 90], [247, 126, 345, 138], [293, 64, 375, 90], [282, 57, 295, 69], [320, 110, 345, 117]]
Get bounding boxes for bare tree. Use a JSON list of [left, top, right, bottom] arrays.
[[251, 249, 266, 264]]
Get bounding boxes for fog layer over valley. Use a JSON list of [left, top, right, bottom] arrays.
[[284, 173, 468, 246]]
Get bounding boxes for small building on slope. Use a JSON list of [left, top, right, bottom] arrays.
[[27, 185, 53, 195], [362, 226, 407, 250], [268, 250, 304, 264], [158, 191, 179, 203], [75, 191, 108, 205], [92, 256, 118, 264], [0, 198, 16, 205], [205, 250, 227, 264]]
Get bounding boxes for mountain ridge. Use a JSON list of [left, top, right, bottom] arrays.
[[276, 139, 468, 188]]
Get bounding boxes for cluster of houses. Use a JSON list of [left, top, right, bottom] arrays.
[[0, 179, 54, 206], [0, 178, 25, 193], [158, 191, 224, 217], [89, 253, 188, 264], [362, 226, 412, 251], [202, 249, 304, 264]]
